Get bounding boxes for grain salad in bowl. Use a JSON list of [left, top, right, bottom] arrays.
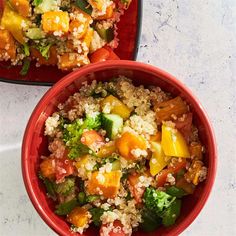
[[39, 76, 208, 235], [0, 0, 131, 74]]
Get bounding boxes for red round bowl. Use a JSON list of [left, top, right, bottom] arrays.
[[22, 61, 217, 236]]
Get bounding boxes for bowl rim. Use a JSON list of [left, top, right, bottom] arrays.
[[22, 60, 217, 236]]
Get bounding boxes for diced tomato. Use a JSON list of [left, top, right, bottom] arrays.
[[100, 220, 128, 236], [174, 113, 193, 143], [104, 46, 120, 60], [156, 159, 187, 187], [55, 157, 74, 183], [81, 130, 104, 150], [90, 47, 120, 63], [127, 173, 145, 204]]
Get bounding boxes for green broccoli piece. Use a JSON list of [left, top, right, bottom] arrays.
[[143, 187, 182, 227], [62, 114, 101, 159], [144, 187, 176, 215], [89, 208, 104, 226], [55, 177, 75, 196]]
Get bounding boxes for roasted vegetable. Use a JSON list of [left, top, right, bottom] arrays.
[[149, 141, 171, 176], [1, 3, 29, 44], [40, 158, 56, 180], [67, 207, 90, 227], [86, 170, 122, 198], [101, 95, 131, 119], [42, 11, 69, 33], [162, 199, 181, 227], [161, 124, 190, 158], [155, 96, 188, 122], [116, 132, 147, 160], [0, 29, 16, 60], [9, 0, 30, 17]]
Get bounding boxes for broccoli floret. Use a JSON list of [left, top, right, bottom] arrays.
[[62, 114, 101, 159], [144, 187, 176, 215], [55, 177, 75, 196], [142, 187, 182, 227], [89, 208, 105, 226]]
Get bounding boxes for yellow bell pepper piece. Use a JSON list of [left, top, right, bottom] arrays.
[[161, 124, 190, 158], [1, 3, 29, 44], [97, 142, 116, 158], [101, 95, 131, 119], [149, 141, 171, 176]]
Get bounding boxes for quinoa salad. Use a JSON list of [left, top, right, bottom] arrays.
[[39, 77, 207, 235], [0, 0, 131, 74]]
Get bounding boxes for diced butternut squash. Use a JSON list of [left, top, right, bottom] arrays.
[[161, 124, 190, 158], [1, 3, 29, 44], [40, 158, 56, 180], [31, 46, 58, 65], [149, 142, 171, 176], [69, 19, 88, 39], [42, 11, 69, 33], [67, 207, 90, 228], [10, 0, 30, 17], [184, 160, 204, 185], [86, 170, 121, 198], [116, 132, 147, 160], [189, 142, 203, 160], [95, 4, 114, 20], [0, 29, 16, 60], [97, 142, 116, 158], [88, 0, 104, 11], [155, 96, 189, 122], [58, 52, 89, 71], [101, 95, 131, 119]]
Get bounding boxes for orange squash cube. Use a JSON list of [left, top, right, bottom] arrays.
[[67, 207, 90, 228], [86, 170, 121, 198], [189, 142, 203, 160], [10, 0, 30, 17], [39, 158, 56, 180], [58, 53, 89, 71], [116, 132, 147, 160], [96, 4, 114, 20], [42, 11, 69, 33], [0, 29, 16, 60], [155, 96, 189, 122]]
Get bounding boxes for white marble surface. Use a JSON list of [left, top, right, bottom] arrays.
[[0, 0, 236, 235]]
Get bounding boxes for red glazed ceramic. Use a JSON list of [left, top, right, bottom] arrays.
[[0, 0, 142, 85], [22, 61, 217, 236]]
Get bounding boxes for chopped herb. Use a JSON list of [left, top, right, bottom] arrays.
[[75, 0, 92, 15], [20, 59, 30, 76], [23, 44, 30, 56], [55, 199, 79, 215], [78, 192, 86, 205], [33, 0, 43, 6], [35, 43, 52, 60]]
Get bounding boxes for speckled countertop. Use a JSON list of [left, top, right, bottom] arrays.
[[0, 0, 236, 235]]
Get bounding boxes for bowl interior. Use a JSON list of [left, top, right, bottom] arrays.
[[22, 61, 216, 236]]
